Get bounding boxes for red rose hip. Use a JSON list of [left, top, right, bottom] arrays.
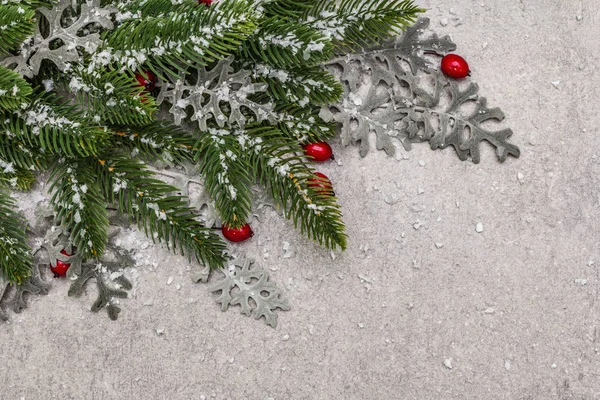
[[307, 172, 334, 195], [441, 54, 470, 79], [51, 249, 71, 277], [222, 223, 254, 242], [135, 70, 157, 91], [303, 142, 334, 162]]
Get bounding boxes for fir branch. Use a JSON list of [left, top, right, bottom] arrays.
[[0, 190, 33, 284], [69, 67, 156, 126], [194, 127, 253, 228], [262, 0, 320, 19], [0, 136, 46, 172], [0, 94, 109, 158], [252, 64, 342, 106], [306, 0, 423, 52], [242, 19, 333, 69], [105, 0, 257, 78], [109, 122, 195, 165], [116, 0, 180, 18], [245, 125, 347, 249], [0, 66, 33, 111], [274, 106, 337, 142], [0, 167, 36, 191], [95, 156, 228, 269], [48, 160, 110, 259], [0, 4, 36, 56]]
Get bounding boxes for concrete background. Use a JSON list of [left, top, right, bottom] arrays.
[[2, 1, 600, 399]]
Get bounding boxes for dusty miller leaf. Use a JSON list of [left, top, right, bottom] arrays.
[[67, 241, 134, 321], [33, 224, 133, 320], [157, 57, 276, 130], [0, 262, 49, 321], [322, 18, 520, 163], [209, 257, 290, 328], [0, 0, 116, 78]]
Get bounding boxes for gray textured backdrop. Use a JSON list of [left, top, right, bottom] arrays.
[[2, 1, 600, 399]]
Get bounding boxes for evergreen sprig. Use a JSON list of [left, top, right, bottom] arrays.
[[106, 0, 257, 78], [245, 125, 347, 250], [0, 66, 33, 111], [0, 4, 36, 56], [306, 0, 424, 52], [0, 190, 32, 284], [49, 160, 110, 259], [95, 156, 228, 268]]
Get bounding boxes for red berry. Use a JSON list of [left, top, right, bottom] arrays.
[[222, 223, 253, 242], [50, 249, 71, 277], [198, 0, 213, 5], [307, 172, 334, 195], [135, 70, 157, 91], [441, 54, 470, 79], [303, 142, 334, 162]]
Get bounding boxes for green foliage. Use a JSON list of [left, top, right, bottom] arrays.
[[245, 125, 347, 250], [306, 0, 424, 52], [0, 167, 36, 190], [0, 190, 32, 284], [109, 122, 195, 165], [262, 0, 320, 19], [0, 94, 109, 158], [242, 20, 333, 69], [49, 160, 110, 259], [194, 129, 253, 229], [106, 0, 257, 78], [0, 66, 33, 111], [0, 4, 36, 56], [254, 65, 343, 106], [95, 156, 228, 268], [70, 68, 157, 126]]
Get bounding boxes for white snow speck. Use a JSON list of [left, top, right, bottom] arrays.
[[167, 276, 174, 285], [476, 222, 484, 233], [443, 358, 453, 369]]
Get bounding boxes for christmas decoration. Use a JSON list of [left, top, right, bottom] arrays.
[[303, 142, 334, 162], [50, 249, 71, 277], [441, 54, 470, 79], [222, 223, 254, 243], [0, 1, 520, 325]]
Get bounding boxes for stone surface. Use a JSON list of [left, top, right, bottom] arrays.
[[1, 1, 600, 399]]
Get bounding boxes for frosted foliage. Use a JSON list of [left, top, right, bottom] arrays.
[[157, 57, 275, 130], [67, 241, 134, 321], [210, 257, 290, 328], [0, 0, 116, 78], [322, 18, 520, 163], [0, 263, 48, 321]]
